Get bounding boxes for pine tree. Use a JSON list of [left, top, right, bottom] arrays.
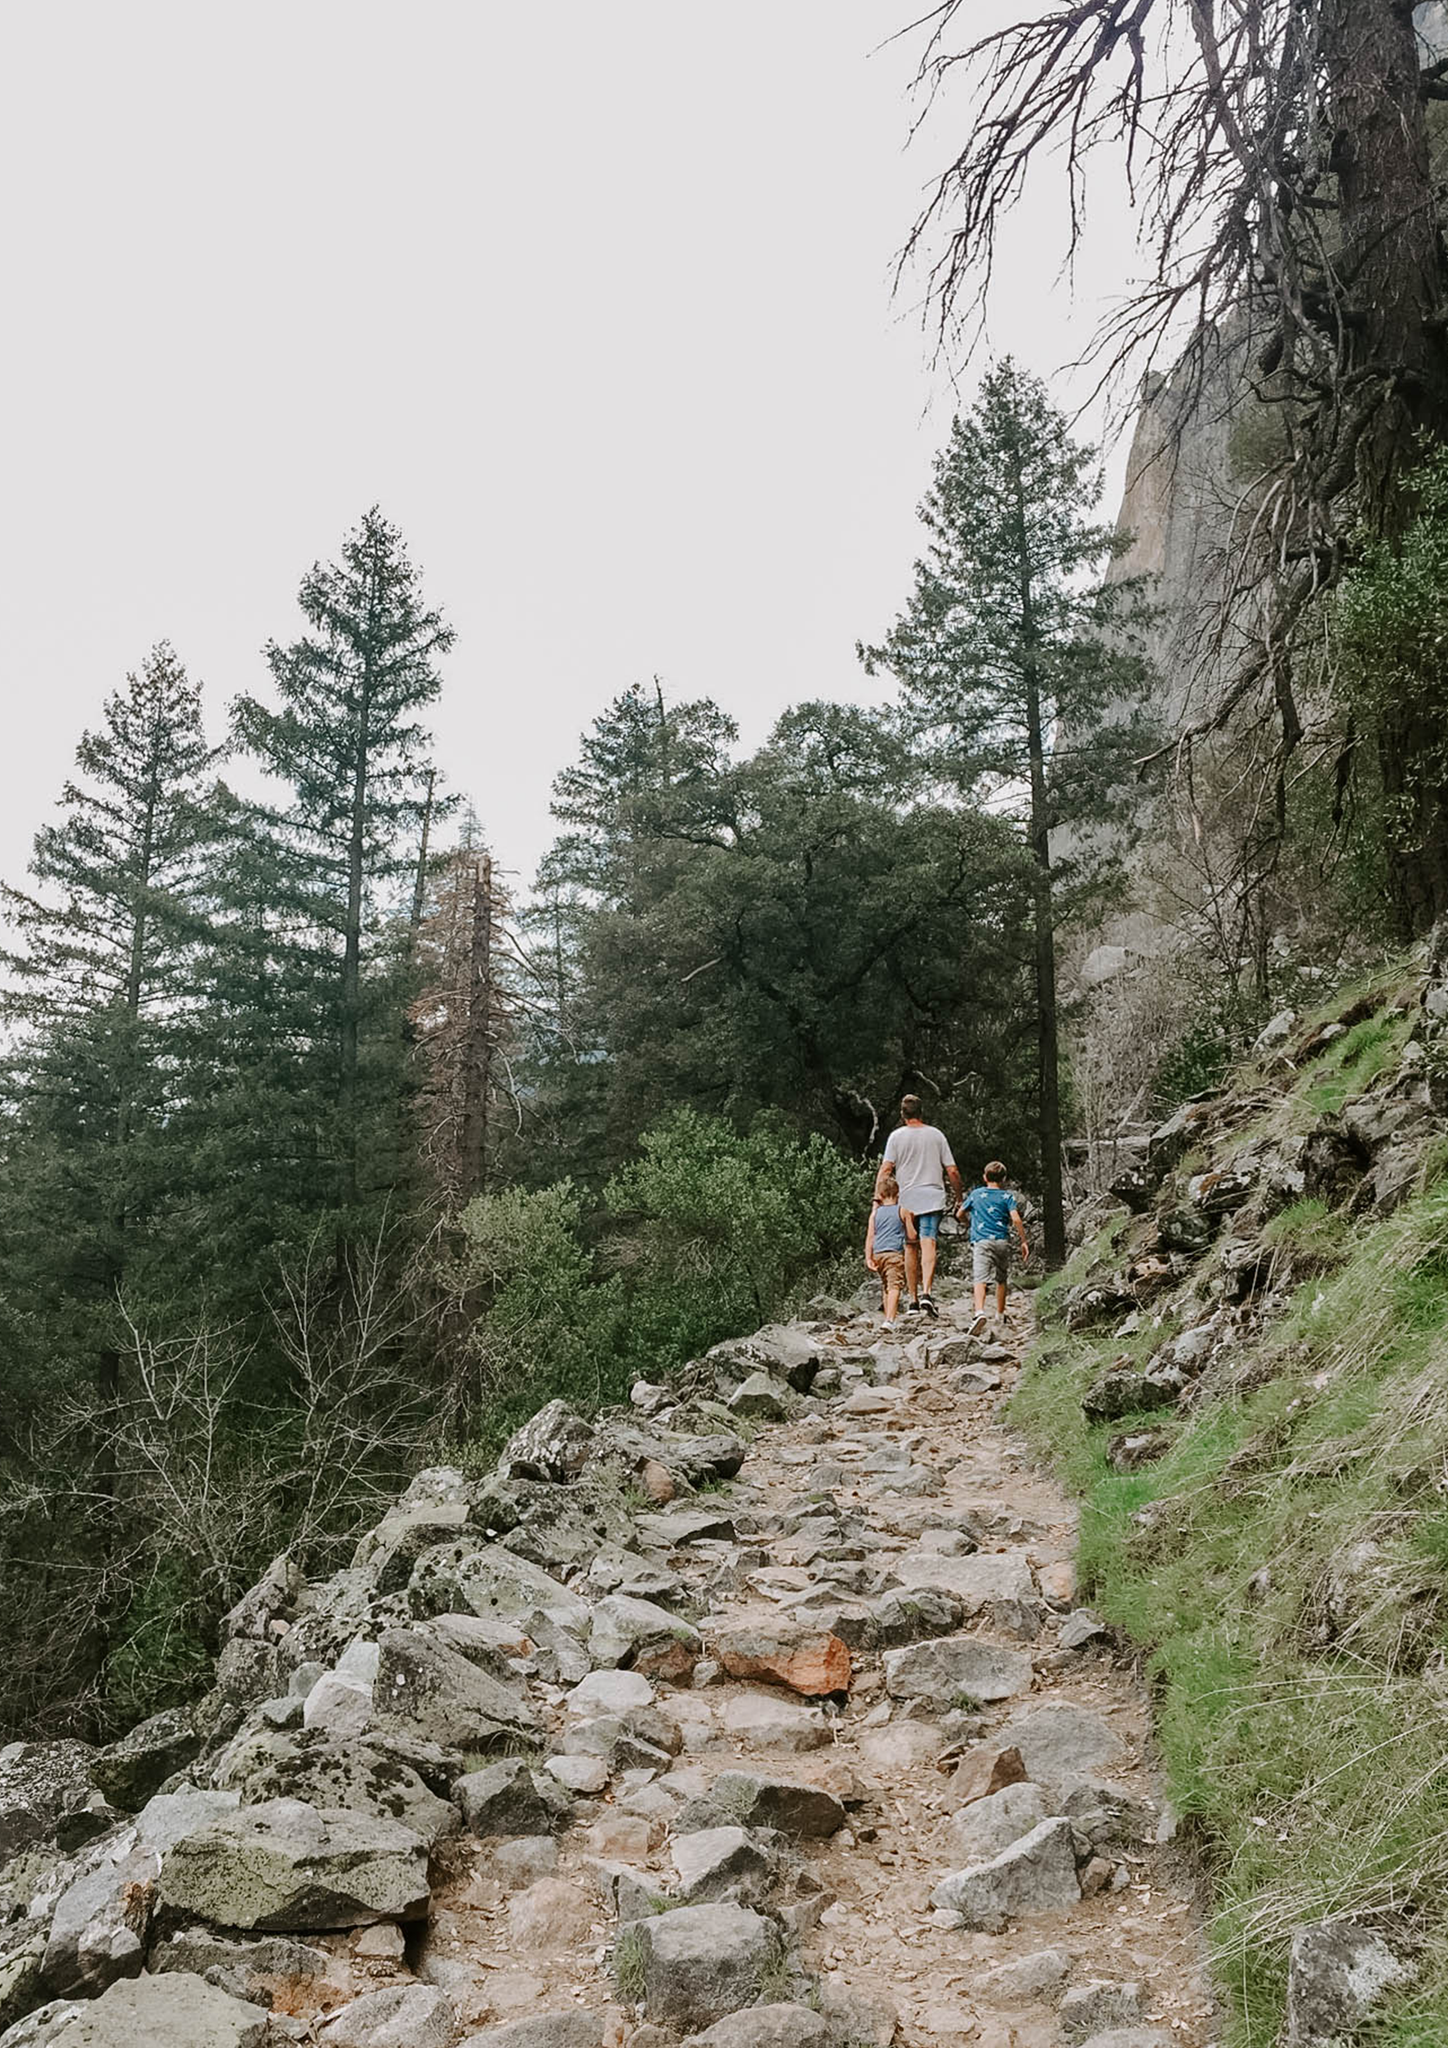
[[0, 642, 215, 1707], [861, 360, 1157, 1265], [230, 507, 454, 1212]]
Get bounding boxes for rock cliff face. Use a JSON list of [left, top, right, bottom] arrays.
[[0, 1289, 1219, 2047]]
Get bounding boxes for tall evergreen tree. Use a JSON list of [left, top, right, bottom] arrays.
[[230, 507, 454, 1213], [861, 360, 1156, 1264], [0, 643, 215, 1708]]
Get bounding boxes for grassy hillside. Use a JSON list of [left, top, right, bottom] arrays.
[[1014, 957, 1448, 2043]]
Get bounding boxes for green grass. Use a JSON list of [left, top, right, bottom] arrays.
[[1012, 1159, 1448, 2045], [1302, 1012, 1413, 1118], [612, 1925, 648, 2001]]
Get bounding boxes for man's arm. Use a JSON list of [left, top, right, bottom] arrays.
[[946, 1163, 963, 1204], [873, 1151, 896, 1199]]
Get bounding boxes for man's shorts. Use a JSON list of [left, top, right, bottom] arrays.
[[909, 1211, 944, 1241], [972, 1237, 1011, 1284], [875, 1250, 907, 1297]]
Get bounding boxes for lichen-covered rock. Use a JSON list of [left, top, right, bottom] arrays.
[[0, 1971, 272, 2047], [0, 1744, 101, 1860], [930, 1816, 1081, 1930], [1082, 1369, 1178, 1424], [1283, 1918, 1414, 2047], [669, 1826, 774, 1905], [498, 1401, 594, 1484], [588, 1596, 699, 1680], [150, 1928, 353, 2015], [726, 1372, 790, 1421], [226, 1731, 459, 1845], [407, 1544, 591, 1636], [1059, 1981, 1145, 2040], [223, 1554, 302, 1644], [159, 1798, 429, 1930], [352, 1502, 470, 1597], [372, 1628, 540, 1750]]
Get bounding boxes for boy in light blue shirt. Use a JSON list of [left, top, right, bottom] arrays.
[[958, 1159, 1030, 1319]]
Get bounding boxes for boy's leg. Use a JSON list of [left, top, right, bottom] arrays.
[[973, 1279, 989, 1314], [995, 1280, 1009, 1316], [884, 1275, 901, 1320], [920, 1234, 938, 1296]]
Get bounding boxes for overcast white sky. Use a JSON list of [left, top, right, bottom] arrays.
[[1, 2, 1138, 897]]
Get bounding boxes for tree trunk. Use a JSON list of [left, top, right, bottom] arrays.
[[457, 855, 493, 1200], [409, 769, 437, 945], [341, 676, 372, 1209], [1013, 464, 1067, 1268]]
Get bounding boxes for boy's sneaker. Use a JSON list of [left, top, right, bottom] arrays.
[[881, 1316, 896, 1330], [967, 1312, 990, 1336], [905, 1299, 922, 1315], [919, 1292, 940, 1318]]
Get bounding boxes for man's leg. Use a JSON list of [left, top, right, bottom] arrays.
[[920, 1235, 938, 1297]]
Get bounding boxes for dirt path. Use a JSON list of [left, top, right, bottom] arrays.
[[426, 1282, 1220, 2047]]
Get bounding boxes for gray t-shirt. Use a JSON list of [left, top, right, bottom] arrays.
[[883, 1122, 956, 1215]]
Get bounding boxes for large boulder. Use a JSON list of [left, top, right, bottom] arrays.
[[0, 1971, 271, 2047], [226, 1732, 459, 1846], [40, 1851, 157, 1999], [372, 1629, 540, 1751], [622, 1901, 781, 2031], [682, 2008, 831, 2048], [993, 1704, 1128, 1797], [455, 1761, 570, 1838], [930, 1816, 1081, 1930], [407, 1545, 591, 1636], [0, 1744, 101, 1860], [943, 1783, 1052, 1866], [352, 1503, 470, 1598], [91, 1711, 200, 1813], [669, 1827, 775, 1906], [498, 1402, 594, 1484], [150, 1928, 353, 2015], [588, 1596, 699, 1680], [159, 1798, 429, 1931], [710, 1770, 843, 1838]]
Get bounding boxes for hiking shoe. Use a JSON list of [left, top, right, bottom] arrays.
[[919, 1293, 940, 1318]]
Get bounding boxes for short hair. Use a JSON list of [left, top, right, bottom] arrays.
[[984, 1159, 1007, 1184], [878, 1169, 899, 1200], [900, 1093, 923, 1119]]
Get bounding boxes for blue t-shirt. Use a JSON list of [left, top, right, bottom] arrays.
[[872, 1202, 906, 1253], [962, 1185, 1018, 1242]]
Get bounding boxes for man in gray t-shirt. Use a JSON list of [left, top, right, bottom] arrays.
[[874, 1094, 962, 1317]]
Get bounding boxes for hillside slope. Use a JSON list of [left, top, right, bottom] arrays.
[[1013, 928, 1448, 2043]]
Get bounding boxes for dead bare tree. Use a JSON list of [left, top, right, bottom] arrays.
[[904, 0, 1448, 929]]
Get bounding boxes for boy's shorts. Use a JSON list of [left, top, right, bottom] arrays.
[[875, 1251, 907, 1296], [972, 1238, 1011, 1284]]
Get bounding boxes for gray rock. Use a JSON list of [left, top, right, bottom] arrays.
[[1058, 1776, 1159, 1849], [1283, 1918, 1414, 2047], [1068, 2033, 1171, 2048], [1254, 1007, 1297, 1052], [882, 1635, 1033, 1704], [455, 1760, 570, 1837], [681, 2008, 830, 2048], [223, 1554, 303, 1643], [373, 1629, 540, 1751], [456, 2016, 603, 2048], [1082, 1371, 1177, 1424], [41, 1850, 157, 1999], [0, 1972, 271, 2046], [978, 1947, 1072, 2002], [993, 1704, 1128, 1795], [229, 1734, 459, 1846], [214, 1638, 282, 1709], [353, 1503, 470, 1597], [719, 1693, 829, 1753], [888, 1551, 1036, 1613], [301, 1672, 373, 1741], [930, 1817, 1081, 1930], [588, 1596, 699, 1674], [132, 1787, 240, 1857], [623, 1902, 780, 2030], [150, 1928, 352, 2011], [159, 1797, 429, 1930], [0, 1743, 100, 1860], [635, 1508, 737, 1548], [319, 1984, 455, 2047], [670, 1827, 773, 1904], [566, 1669, 654, 1715], [90, 1711, 199, 1812], [943, 1783, 1051, 1866], [870, 1588, 964, 1647], [727, 1373, 790, 1422], [1058, 1611, 1108, 1651], [710, 1771, 843, 1838], [408, 1543, 591, 1635], [1060, 1982, 1144, 2040], [498, 1401, 594, 1484]]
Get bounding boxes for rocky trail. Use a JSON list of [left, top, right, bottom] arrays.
[[0, 1281, 1218, 2048]]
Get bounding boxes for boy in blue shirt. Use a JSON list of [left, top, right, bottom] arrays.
[[958, 1160, 1030, 1319]]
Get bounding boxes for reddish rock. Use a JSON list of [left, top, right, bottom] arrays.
[[713, 1622, 851, 1697], [640, 1458, 676, 1506], [949, 1743, 1028, 1809]]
